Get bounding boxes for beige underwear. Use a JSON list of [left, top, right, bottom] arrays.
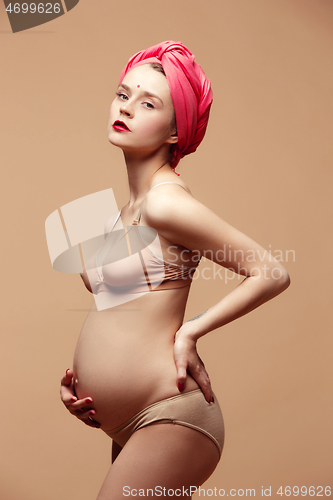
[[103, 389, 224, 458]]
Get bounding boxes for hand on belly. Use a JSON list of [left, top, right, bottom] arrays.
[[60, 369, 101, 428]]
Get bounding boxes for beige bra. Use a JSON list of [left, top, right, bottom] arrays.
[[86, 182, 201, 295]]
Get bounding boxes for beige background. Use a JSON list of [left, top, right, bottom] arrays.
[[1, 0, 332, 498]]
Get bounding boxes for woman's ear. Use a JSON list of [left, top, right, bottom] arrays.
[[167, 129, 178, 145]]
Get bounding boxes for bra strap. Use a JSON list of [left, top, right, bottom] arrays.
[[132, 182, 189, 225]]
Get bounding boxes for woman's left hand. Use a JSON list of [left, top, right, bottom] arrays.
[[173, 325, 214, 403]]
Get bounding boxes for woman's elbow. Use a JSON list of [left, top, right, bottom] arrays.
[[280, 270, 291, 291], [272, 265, 291, 293]]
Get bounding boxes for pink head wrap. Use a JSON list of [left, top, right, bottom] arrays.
[[118, 41, 213, 174]]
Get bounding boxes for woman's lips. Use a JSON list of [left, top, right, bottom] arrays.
[[112, 120, 131, 132]]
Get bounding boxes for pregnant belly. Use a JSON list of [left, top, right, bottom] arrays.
[[72, 296, 199, 430]]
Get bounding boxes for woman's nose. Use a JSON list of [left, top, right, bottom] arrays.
[[120, 103, 133, 117]]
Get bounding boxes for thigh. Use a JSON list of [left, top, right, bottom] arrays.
[[96, 423, 221, 500]]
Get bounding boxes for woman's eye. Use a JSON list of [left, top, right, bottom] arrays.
[[143, 102, 154, 109], [116, 92, 128, 100]]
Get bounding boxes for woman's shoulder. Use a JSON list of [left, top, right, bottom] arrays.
[[141, 179, 203, 231], [143, 180, 193, 215], [148, 179, 193, 197]]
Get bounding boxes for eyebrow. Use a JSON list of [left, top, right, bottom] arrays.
[[118, 83, 164, 105]]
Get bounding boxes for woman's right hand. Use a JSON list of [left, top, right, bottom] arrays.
[[60, 369, 101, 428]]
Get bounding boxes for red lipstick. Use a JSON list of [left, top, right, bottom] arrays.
[[112, 120, 131, 132]]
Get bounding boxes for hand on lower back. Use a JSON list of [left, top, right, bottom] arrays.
[[173, 327, 213, 404]]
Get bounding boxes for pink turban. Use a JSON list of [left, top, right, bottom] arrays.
[[118, 41, 213, 173]]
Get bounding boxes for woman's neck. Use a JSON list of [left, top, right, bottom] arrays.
[[123, 151, 175, 209]]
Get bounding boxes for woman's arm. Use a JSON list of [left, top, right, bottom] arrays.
[[144, 184, 290, 331], [181, 268, 290, 342], [143, 184, 290, 399]]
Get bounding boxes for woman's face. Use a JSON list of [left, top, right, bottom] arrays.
[[107, 64, 177, 156]]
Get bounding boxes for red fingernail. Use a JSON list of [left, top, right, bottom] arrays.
[[66, 369, 70, 373], [178, 383, 185, 392]]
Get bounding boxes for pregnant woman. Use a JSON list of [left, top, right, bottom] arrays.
[[59, 41, 290, 499]]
